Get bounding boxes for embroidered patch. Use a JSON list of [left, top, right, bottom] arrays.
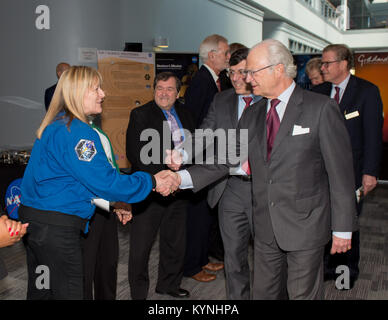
[[75, 139, 97, 162]]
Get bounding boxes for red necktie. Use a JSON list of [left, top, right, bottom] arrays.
[[216, 78, 221, 92], [334, 86, 340, 104], [241, 97, 253, 175], [267, 98, 281, 161]]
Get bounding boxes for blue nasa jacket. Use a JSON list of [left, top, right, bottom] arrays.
[[21, 115, 153, 223]]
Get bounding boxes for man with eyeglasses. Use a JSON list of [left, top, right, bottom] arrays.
[[172, 39, 357, 299], [313, 44, 383, 290], [169, 48, 262, 299], [182, 34, 231, 284]]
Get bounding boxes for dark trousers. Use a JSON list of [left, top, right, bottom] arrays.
[[218, 177, 253, 300], [324, 200, 361, 280], [208, 204, 225, 261], [128, 199, 187, 300], [183, 190, 213, 277], [19, 205, 85, 300], [82, 207, 118, 300], [324, 230, 360, 279]]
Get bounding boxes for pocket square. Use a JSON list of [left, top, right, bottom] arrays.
[[292, 125, 310, 136]]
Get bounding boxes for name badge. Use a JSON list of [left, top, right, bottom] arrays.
[[345, 110, 359, 120]]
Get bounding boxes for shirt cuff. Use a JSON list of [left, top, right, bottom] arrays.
[[177, 170, 194, 189], [332, 231, 352, 239]]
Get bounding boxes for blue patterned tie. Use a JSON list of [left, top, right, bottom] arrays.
[[166, 110, 183, 147]]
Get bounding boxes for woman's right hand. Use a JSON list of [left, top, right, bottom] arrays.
[[0, 215, 28, 248]]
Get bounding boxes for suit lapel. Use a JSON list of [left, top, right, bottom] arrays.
[[270, 86, 303, 160], [231, 94, 239, 127], [339, 75, 356, 114], [242, 98, 267, 163]]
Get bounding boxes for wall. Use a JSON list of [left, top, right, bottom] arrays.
[[0, 0, 122, 149], [0, 0, 263, 150]]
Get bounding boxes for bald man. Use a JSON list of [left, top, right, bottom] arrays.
[[44, 62, 70, 111]]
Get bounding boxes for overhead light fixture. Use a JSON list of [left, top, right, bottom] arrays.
[[154, 37, 169, 48]]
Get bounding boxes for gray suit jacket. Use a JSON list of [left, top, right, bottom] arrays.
[[187, 85, 357, 251], [198, 88, 245, 208]]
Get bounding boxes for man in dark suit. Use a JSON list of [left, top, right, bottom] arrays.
[[313, 44, 383, 289], [174, 39, 357, 299], [44, 62, 70, 111], [182, 34, 231, 282], [126, 72, 195, 300], [168, 48, 262, 299]]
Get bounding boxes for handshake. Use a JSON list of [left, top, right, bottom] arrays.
[[153, 170, 181, 196], [151, 149, 184, 197], [153, 149, 185, 197]]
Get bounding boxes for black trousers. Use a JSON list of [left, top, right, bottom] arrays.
[[82, 207, 119, 300], [183, 190, 213, 277], [324, 200, 362, 280], [128, 198, 187, 300], [19, 205, 86, 300]]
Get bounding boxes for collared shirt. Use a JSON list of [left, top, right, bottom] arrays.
[[231, 94, 263, 176], [330, 73, 351, 103], [162, 106, 185, 142], [266, 81, 296, 122], [203, 64, 219, 86]]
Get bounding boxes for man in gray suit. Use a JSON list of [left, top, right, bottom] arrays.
[[171, 39, 357, 299], [168, 48, 262, 299]]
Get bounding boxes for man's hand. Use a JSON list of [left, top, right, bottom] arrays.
[[362, 174, 377, 196], [154, 170, 181, 196], [0, 215, 28, 248], [165, 149, 183, 171], [112, 202, 133, 225], [330, 235, 352, 254], [114, 208, 132, 225]]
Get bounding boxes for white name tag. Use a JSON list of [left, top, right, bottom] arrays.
[[345, 111, 359, 120]]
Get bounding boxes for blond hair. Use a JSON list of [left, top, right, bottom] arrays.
[[305, 57, 322, 76], [37, 66, 102, 139]]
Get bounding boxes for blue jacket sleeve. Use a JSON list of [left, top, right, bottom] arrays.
[[57, 122, 153, 203]]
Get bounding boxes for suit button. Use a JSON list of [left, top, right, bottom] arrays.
[[269, 179, 273, 184]]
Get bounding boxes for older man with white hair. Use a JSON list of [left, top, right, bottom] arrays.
[[177, 39, 357, 299]]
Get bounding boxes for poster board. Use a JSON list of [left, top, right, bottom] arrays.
[[155, 52, 199, 101], [97, 51, 155, 168], [354, 52, 388, 142]]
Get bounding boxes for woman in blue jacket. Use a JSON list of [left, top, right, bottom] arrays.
[[19, 66, 177, 300]]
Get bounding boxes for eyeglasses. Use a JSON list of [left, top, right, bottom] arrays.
[[320, 60, 341, 68], [242, 64, 275, 78], [227, 69, 246, 78]]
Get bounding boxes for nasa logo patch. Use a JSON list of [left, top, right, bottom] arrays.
[[75, 139, 97, 162]]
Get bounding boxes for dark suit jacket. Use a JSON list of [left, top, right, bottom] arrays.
[[187, 85, 357, 251], [44, 83, 57, 111], [126, 100, 195, 210], [184, 65, 219, 127], [312, 75, 383, 189]]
